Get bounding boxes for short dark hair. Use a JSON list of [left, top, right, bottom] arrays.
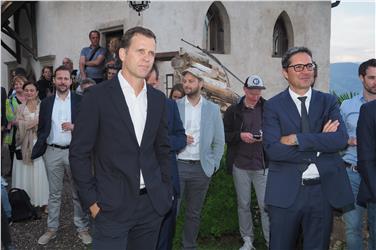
[[89, 30, 100, 38], [54, 65, 71, 77], [14, 67, 27, 77], [22, 81, 39, 91], [358, 58, 376, 77], [120, 26, 156, 49], [40, 66, 53, 80], [281, 46, 313, 69], [149, 63, 159, 80]]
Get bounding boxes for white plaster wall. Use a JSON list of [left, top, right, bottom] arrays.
[[1, 1, 331, 99]]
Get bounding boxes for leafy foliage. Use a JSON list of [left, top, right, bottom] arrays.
[[331, 91, 359, 104]]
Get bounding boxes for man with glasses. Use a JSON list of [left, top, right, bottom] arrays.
[[262, 46, 354, 249]]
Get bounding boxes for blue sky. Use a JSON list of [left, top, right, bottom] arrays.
[[330, 0, 375, 63]]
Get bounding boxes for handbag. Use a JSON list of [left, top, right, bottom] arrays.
[[15, 149, 22, 160]]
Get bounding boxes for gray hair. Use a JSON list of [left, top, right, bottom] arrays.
[[81, 78, 96, 85]]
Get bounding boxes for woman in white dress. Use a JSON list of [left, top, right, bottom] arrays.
[[12, 81, 49, 209]]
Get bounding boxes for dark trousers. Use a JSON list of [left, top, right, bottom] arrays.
[[92, 193, 163, 250], [1, 205, 12, 248], [156, 194, 178, 250], [269, 184, 333, 250]]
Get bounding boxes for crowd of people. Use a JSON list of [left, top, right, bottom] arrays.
[[1, 25, 375, 250]]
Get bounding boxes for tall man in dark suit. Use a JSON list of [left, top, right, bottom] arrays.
[[69, 26, 173, 250], [32, 65, 91, 245], [356, 63, 376, 249], [263, 46, 354, 249], [146, 64, 186, 250]]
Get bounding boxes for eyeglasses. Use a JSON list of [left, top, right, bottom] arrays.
[[287, 63, 316, 72]]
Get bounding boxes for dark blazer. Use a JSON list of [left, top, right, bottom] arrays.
[[31, 92, 81, 159], [166, 98, 186, 196], [263, 88, 354, 209], [357, 100, 376, 205], [69, 77, 172, 226]]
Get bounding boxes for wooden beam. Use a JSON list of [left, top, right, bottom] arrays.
[[1, 40, 19, 63], [2, 24, 37, 60], [155, 51, 179, 61], [1, 1, 25, 27]]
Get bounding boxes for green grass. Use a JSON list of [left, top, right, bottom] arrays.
[[172, 167, 268, 250]]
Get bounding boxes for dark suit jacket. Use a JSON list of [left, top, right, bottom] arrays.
[[31, 92, 81, 159], [263, 88, 354, 209], [357, 99, 376, 205], [166, 98, 186, 197], [69, 76, 172, 225]]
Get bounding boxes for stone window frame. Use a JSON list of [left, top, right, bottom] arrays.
[[203, 1, 231, 54], [272, 11, 294, 58]]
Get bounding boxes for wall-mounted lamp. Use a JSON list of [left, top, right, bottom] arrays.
[[128, 1, 150, 16]]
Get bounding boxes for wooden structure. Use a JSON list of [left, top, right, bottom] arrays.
[[171, 48, 239, 112]]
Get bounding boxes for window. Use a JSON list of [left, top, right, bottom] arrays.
[[204, 2, 230, 54], [272, 11, 293, 57]]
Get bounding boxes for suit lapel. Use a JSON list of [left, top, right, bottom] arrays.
[[140, 85, 159, 148], [109, 77, 138, 144], [70, 93, 77, 122], [177, 98, 185, 125], [308, 90, 323, 132], [281, 89, 301, 130], [200, 97, 208, 139], [46, 95, 55, 128]]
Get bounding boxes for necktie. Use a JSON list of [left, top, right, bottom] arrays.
[[298, 96, 310, 133]]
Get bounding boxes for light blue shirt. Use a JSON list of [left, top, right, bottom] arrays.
[[340, 94, 366, 165], [80, 46, 106, 79]]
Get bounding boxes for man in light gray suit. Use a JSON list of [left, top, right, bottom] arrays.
[[176, 67, 225, 250]]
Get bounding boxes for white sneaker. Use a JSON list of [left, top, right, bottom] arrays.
[[239, 236, 255, 250], [78, 230, 92, 245], [38, 230, 57, 245]]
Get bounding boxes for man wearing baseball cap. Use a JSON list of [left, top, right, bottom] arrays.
[[223, 75, 269, 250]]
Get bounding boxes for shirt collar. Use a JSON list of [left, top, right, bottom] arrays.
[[184, 95, 203, 107], [289, 87, 312, 102], [55, 91, 71, 101], [359, 94, 367, 104], [118, 70, 147, 96]]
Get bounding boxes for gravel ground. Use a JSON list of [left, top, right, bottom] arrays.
[[2, 146, 91, 250]]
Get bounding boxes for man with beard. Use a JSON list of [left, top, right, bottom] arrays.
[[342, 58, 376, 249], [32, 65, 91, 246], [69, 26, 172, 249], [176, 67, 225, 249]]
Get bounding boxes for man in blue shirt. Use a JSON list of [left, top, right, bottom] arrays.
[[340, 58, 376, 250], [79, 30, 106, 84]]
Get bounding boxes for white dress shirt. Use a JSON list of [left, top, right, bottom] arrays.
[[178, 96, 202, 161], [288, 87, 320, 179], [47, 91, 72, 146], [118, 71, 147, 189]]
